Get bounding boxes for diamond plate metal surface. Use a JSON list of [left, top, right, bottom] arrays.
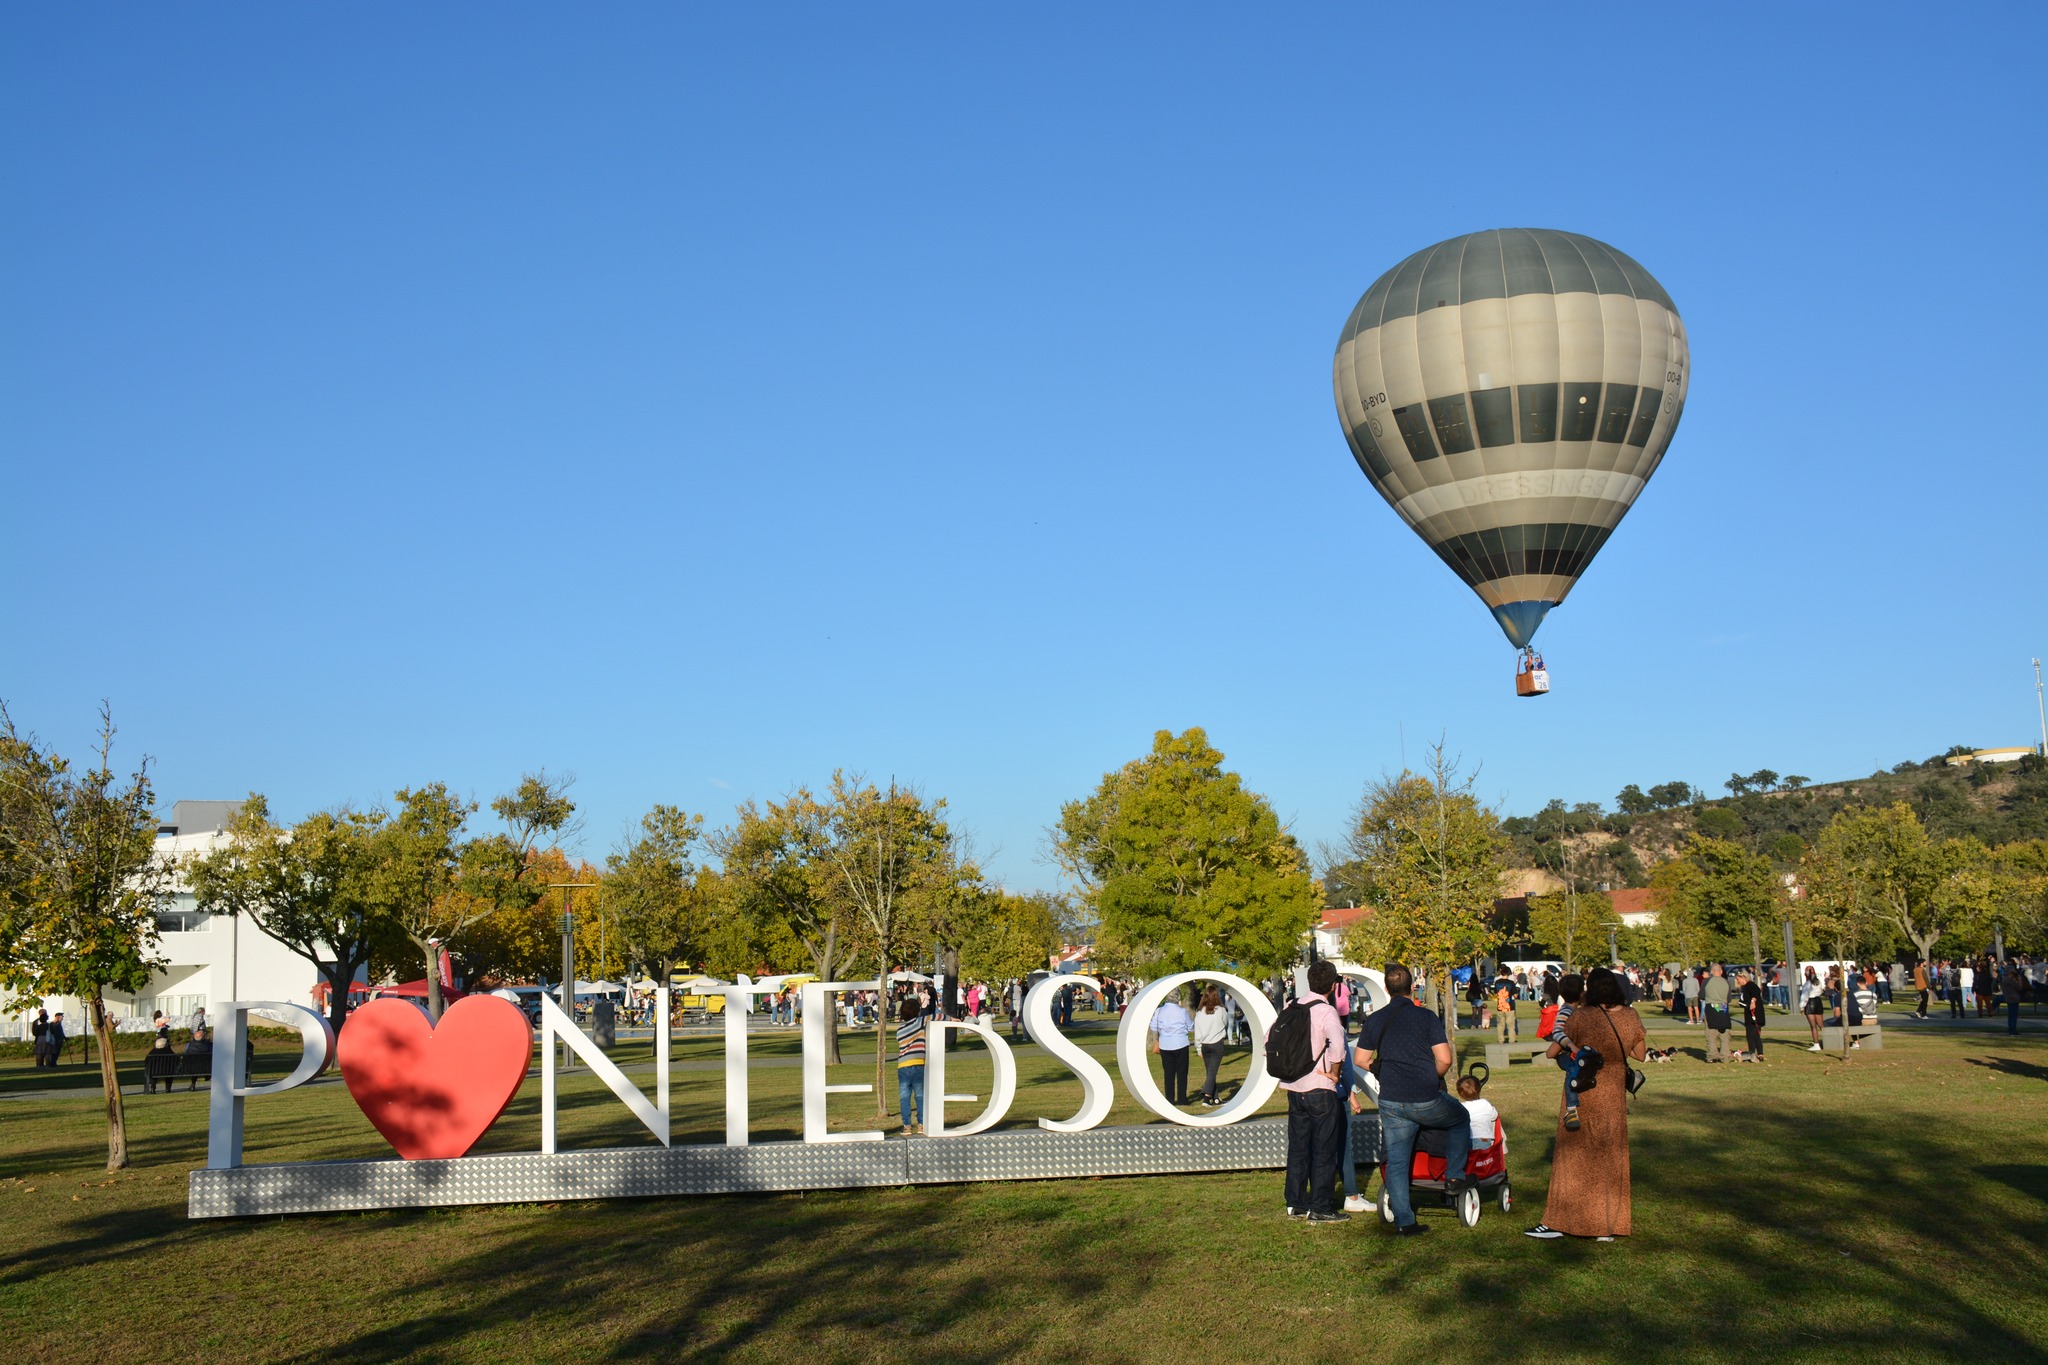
[[188, 1116, 1383, 1219]]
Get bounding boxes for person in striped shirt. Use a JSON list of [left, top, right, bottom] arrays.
[[895, 999, 927, 1137]]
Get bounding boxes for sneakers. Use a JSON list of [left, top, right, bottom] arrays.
[[1808, 1043, 1822, 1052], [1524, 1224, 1563, 1239], [1285, 1207, 1307, 1219], [1393, 1223, 1430, 1237], [1564, 1106, 1581, 1131], [1344, 1194, 1370, 1213], [1307, 1211, 1352, 1224], [1596, 1235, 1616, 1243]]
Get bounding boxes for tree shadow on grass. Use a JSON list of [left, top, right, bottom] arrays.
[[1965, 1055, 2048, 1083], [1386, 1093, 2048, 1361], [1977, 1165, 2048, 1203], [262, 1181, 1161, 1365]]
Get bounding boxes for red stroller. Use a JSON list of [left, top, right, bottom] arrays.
[[1373, 1112, 1511, 1227]]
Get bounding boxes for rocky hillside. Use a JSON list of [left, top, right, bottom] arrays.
[[1502, 747, 2048, 890]]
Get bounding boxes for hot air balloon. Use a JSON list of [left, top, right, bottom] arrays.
[[1331, 229, 1688, 695]]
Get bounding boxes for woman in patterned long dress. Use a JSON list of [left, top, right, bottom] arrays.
[[1529, 968, 1647, 1240]]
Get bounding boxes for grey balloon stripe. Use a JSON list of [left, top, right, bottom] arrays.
[[1341, 228, 1677, 339]]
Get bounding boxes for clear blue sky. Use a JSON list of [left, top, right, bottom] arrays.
[[4, 5, 2043, 889]]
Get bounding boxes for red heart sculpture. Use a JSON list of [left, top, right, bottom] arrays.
[[338, 995, 532, 1160]]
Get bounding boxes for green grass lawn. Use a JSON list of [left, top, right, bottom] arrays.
[[2, 1011, 2045, 1364]]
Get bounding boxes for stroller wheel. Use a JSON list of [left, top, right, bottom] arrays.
[[1457, 1185, 1481, 1228], [1379, 1186, 1395, 1224], [1497, 1183, 1512, 1214]]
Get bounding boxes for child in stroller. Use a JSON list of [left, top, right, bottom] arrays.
[[1375, 1065, 1512, 1226]]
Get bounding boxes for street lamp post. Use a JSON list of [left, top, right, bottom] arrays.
[[550, 882, 595, 1070]]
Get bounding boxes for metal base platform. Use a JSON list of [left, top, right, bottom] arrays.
[[188, 1115, 1382, 1218]]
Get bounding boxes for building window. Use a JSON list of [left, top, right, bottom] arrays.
[[1560, 382, 1602, 441], [1471, 387, 1515, 448], [1518, 383, 1558, 443], [155, 900, 209, 933], [1428, 394, 1476, 454], [1597, 384, 1639, 444], [1392, 404, 1441, 462], [1628, 390, 1663, 446]]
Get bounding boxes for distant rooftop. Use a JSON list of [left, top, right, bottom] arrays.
[[158, 799, 243, 836], [1943, 747, 2038, 766]]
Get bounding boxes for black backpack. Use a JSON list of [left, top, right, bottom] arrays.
[[1264, 1000, 1325, 1083]]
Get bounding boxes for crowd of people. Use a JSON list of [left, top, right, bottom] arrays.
[[1263, 959, 1644, 1242]]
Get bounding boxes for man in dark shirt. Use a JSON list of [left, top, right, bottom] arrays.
[[1737, 969, 1766, 1061], [1355, 963, 1470, 1235]]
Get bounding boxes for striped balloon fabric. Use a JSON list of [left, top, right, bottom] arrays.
[[1332, 229, 1688, 649]]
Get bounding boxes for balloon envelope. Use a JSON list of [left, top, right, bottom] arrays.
[[1331, 229, 1688, 648]]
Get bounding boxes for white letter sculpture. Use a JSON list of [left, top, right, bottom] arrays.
[[924, 1014, 1017, 1138], [207, 1002, 335, 1169], [1022, 975, 1115, 1132], [702, 983, 755, 1145], [801, 981, 883, 1144], [1116, 972, 1279, 1126], [540, 988, 669, 1153]]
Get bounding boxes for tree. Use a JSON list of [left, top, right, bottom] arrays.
[[186, 795, 384, 1038], [456, 847, 603, 985], [604, 804, 707, 988], [1325, 741, 1508, 1034], [372, 775, 576, 1019], [1616, 783, 1656, 816], [958, 890, 1066, 981], [803, 776, 978, 1116], [1809, 803, 1992, 969], [712, 788, 862, 1061], [1642, 857, 1714, 969], [1991, 841, 2048, 951], [1797, 834, 1898, 1060], [1679, 835, 1783, 945], [0, 704, 170, 1170], [690, 867, 780, 980], [1052, 728, 1320, 978], [1648, 781, 1694, 809], [1695, 807, 1746, 841], [1782, 775, 1810, 791], [1725, 773, 1754, 798], [1525, 887, 1618, 971], [1750, 769, 1781, 792]]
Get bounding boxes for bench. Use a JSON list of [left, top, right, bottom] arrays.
[[142, 1049, 213, 1091], [1484, 1041, 1550, 1069], [1821, 1024, 1883, 1051]]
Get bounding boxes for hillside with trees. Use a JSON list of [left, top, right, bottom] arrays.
[[1499, 747, 2048, 892]]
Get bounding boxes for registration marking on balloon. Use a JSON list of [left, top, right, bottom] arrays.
[[187, 970, 1388, 1219]]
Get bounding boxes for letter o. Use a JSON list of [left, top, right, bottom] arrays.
[[1115, 971, 1279, 1126]]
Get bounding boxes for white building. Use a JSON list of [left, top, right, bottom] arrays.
[[6, 799, 323, 1037]]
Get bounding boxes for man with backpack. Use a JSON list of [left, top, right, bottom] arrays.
[[1354, 963, 1470, 1236], [1268, 960, 1349, 1224]]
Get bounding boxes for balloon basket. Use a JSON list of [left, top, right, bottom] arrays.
[[1515, 669, 1550, 698]]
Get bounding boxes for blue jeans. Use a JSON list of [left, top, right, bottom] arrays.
[[897, 1065, 925, 1127], [1378, 1092, 1472, 1228], [1339, 1102, 1360, 1197]]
